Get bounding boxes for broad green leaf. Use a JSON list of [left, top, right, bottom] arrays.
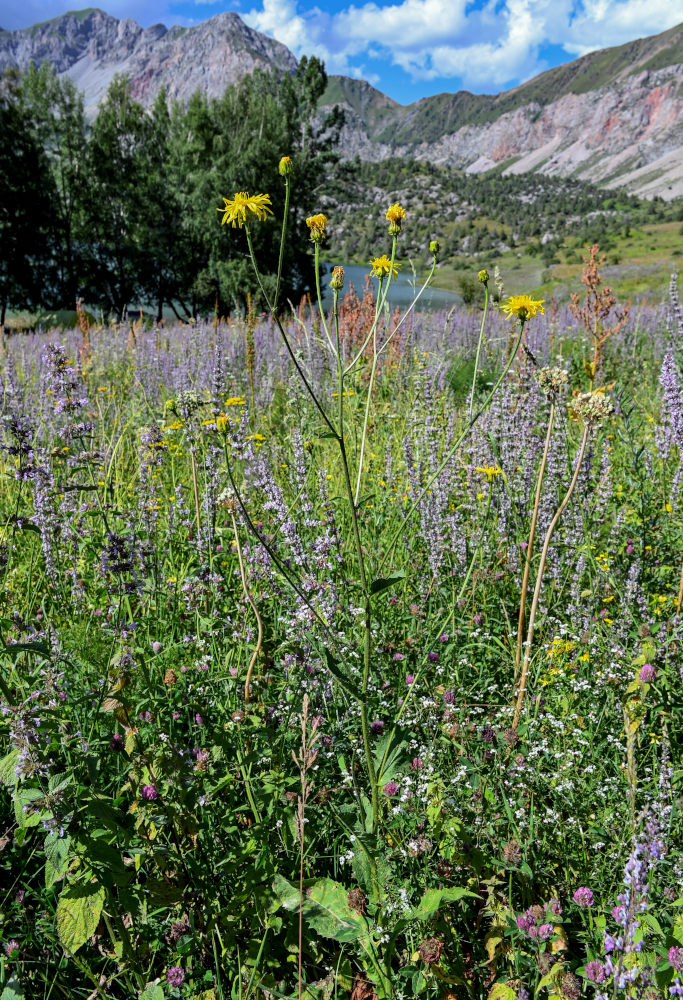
[[305, 879, 367, 943], [1, 976, 25, 1000], [140, 985, 164, 1000], [45, 833, 71, 888], [410, 886, 479, 922], [370, 570, 406, 595], [56, 882, 105, 953], [273, 876, 367, 944], [488, 984, 515, 1000]]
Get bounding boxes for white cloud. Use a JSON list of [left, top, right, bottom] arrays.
[[241, 0, 682, 96]]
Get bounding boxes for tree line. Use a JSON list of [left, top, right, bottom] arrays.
[[0, 58, 341, 324]]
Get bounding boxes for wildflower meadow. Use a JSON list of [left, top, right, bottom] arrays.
[[1, 172, 682, 1000]]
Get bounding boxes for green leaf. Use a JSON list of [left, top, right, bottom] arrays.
[[1, 976, 25, 1000], [56, 882, 105, 953], [488, 985, 515, 1000], [140, 985, 164, 1000], [0, 749, 19, 787], [323, 648, 362, 700], [370, 570, 406, 595], [410, 886, 479, 922], [273, 876, 367, 944], [45, 833, 71, 888], [1, 640, 51, 659]]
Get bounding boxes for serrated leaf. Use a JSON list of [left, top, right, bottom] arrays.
[[0, 749, 19, 787], [56, 882, 105, 953], [45, 834, 71, 888]]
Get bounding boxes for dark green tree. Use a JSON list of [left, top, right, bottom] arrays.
[[0, 70, 53, 324]]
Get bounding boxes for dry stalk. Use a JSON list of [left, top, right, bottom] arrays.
[[514, 401, 555, 684], [513, 423, 590, 728], [229, 508, 263, 706]]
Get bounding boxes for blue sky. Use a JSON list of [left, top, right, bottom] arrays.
[[1, 0, 681, 103]]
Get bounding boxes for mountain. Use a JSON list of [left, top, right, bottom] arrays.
[[319, 22, 683, 200], [0, 7, 297, 115], [1, 9, 681, 199]]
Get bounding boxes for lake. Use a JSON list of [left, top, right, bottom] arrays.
[[319, 263, 462, 311]]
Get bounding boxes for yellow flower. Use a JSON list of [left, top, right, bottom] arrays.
[[305, 214, 327, 241], [501, 294, 545, 321], [279, 155, 292, 176], [369, 254, 400, 279], [217, 192, 272, 228], [386, 203, 406, 223], [475, 464, 503, 480]]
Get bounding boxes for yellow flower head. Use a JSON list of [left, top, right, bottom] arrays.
[[306, 213, 327, 242], [279, 155, 292, 176], [501, 294, 545, 322], [369, 254, 400, 279], [475, 464, 503, 481], [218, 192, 272, 228]]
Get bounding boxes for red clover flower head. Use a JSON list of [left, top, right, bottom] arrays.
[[141, 784, 157, 801], [166, 966, 185, 987], [639, 663, 655, 682], [383, 780, 399, 796], [573, 886, 594, 907], [585, 961, 606, 984]]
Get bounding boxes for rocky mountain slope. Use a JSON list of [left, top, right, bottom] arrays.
[[0, 7, 296, 114], [1, 9, 681, 199], [319, 23, 683, 200]]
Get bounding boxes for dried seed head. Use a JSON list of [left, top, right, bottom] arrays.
[[534, 366, 568, 399], [347, 888, 368, 914], [571, 390, 614, 424], [419, 937, 444, 965]]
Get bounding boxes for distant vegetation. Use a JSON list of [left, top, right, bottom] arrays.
[[0, 58, 339, 323]]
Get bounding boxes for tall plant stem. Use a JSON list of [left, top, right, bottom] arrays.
[[332, 288, 379, 841], [513, 423, 589, 728], [468, 284, 489, 419], [514, 401, 555, 685], [229, 508, 263, 706], [676, 560, 683, 617]]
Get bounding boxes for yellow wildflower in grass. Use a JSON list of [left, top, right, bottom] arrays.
[[305, 214, 327, 241], [475, 464, 503, 480], [217, 192, 272, 228], [369, 254, 400, 279], [501, 294, 545, 322]]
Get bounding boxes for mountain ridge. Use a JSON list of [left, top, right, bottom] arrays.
[[1, 9, 681, 198]]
